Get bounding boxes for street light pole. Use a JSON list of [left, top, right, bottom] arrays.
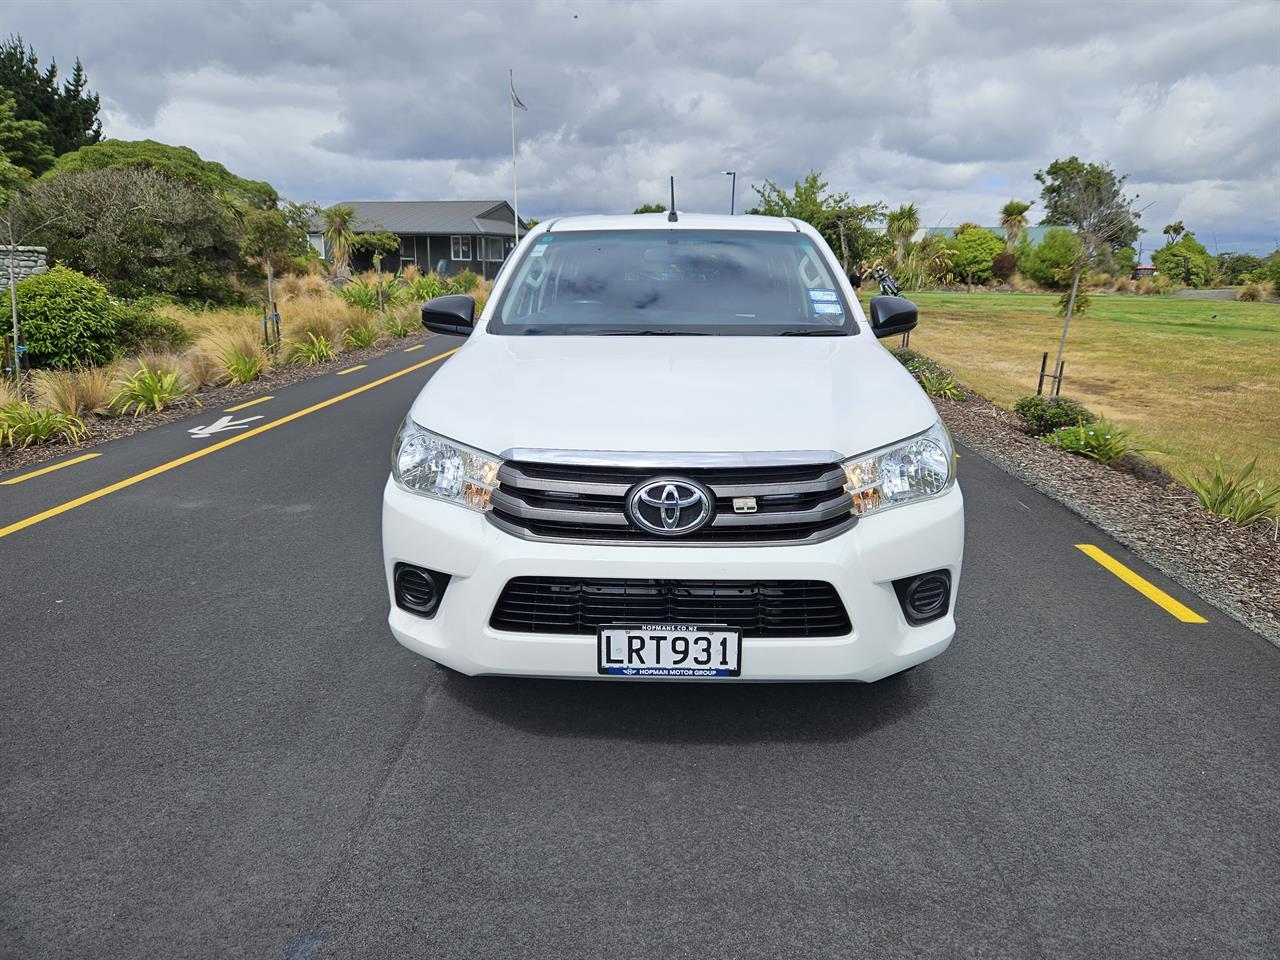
[[723, 171, 736, 215]]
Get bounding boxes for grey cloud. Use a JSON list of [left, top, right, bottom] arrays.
[[7, 0, 1279, 252]]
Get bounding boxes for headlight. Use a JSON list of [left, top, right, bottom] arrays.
[[842, 420, 955, 517], [391, 418, 501, 511]]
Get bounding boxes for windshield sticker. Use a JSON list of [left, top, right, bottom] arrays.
[[530, 244, 547, 257], [812, 302, 844, 316], [808, 288, 839, 302]]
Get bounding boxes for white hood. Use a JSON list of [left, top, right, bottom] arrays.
[[410, 333, 939, 460]]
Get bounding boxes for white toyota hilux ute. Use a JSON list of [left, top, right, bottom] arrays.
[[382, 213, 963, 681]]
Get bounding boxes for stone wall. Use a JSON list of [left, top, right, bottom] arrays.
[[0, 247, 49, 289]]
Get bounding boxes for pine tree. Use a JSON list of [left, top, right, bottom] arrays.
[[0, 36, 102, 161]]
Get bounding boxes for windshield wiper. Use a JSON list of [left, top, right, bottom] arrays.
[[779, 328, 847, 336]]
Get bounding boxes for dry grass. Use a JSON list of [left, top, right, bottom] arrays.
[[182, 347, 229, 389], [31, 367, 115, 416], [274, 272, 331, 301], [0, 377, 21, 406], [885, 291, 1280, 479]]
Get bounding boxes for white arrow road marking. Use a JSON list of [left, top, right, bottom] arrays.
[[187, 415, 264, 439]]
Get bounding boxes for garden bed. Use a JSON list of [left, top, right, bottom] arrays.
[[935, 387, 1280, 646], [0, 329, 442, 476]]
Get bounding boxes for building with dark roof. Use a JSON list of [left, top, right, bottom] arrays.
[[308, 200, 529, 279]]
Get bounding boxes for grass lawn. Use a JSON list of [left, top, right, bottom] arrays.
[[870, 291, 1280, 481]]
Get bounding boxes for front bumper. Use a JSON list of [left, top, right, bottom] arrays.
[[381, 479, 964, 681]]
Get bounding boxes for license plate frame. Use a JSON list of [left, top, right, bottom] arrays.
[[597, 623, 742, 678]]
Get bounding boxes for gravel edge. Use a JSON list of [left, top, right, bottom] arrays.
[[0, 331, 446, 475], [935, 390, 1280, 647]]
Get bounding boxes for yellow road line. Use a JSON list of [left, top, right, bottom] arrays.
[[336, 364, 367, 375], [225, 395, 275, 412], [0, 348, 459, 540], [1075, 544, 1207, 623], [403, 344, 425, 352], [2, 453, 102, 486]]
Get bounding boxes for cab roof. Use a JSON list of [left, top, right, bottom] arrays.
[[545, 212, 800, 233]]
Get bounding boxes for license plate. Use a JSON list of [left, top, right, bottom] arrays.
[[597, 624, 742, 678]]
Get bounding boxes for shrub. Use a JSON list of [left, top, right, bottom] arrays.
[[288, 333, 336, 365], [382, 308, 416, 338], [1111, 277, 1135, 294], [344, 323, 379, 349], [111, 302, 194, 355], [917, 368, 964, 401], [405, 272, 446, 302], [991, 251, 1018, 283], [111, 362, 191, 415], [1013, 395, 1096, 435], [1236, 283, 1264, 302], [19, 166, 245, 304], [336, 276, 380, 311], [223, 347, 265, 383], [1044, 419, 1137, 466], [945, 226, 1005, 287], [337, 271, 403, 312], [1182, 457, 1280, 527], [0, 378, 18, 406], [1016, 228, 1082, 289], [15, 266, 120, 368], [31, 367, 114, 416], [0, 402, 87, 446], [445, 269, 480, 295]]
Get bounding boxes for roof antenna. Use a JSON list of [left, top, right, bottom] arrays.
[[668, 176, 678, 223]]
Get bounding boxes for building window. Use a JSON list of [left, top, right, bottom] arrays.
[[450, 236, 471, 260], [480, 237, 506, 262]]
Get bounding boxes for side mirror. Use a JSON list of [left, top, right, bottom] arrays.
[[421, 294, 475, 336], [868, 295, 918, 339]]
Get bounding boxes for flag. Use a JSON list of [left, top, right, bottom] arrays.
[[509, 70, 528, 112]]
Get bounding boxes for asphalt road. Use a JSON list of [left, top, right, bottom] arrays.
[[2, 338, 1277, 960]]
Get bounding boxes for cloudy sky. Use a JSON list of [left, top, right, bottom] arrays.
[[9, 0, 1280, 253]]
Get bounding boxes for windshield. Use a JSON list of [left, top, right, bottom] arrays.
[[489, 229, 857, 336]]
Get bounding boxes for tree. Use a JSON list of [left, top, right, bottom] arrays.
[[999, 200, 1032, 250], [352, 231, 400, 312], [886, 203, 919, 265], [1152, 234, 1214, 288], [322, 204, 358, 276], [0, 89, 54, 177], [1162, 221, 1185, 246], [1217, 252, 1264, 286], [17, 166, 243, 303], [633, 203, 666, 214], [945, 224, 1005, 290], [0, 35, 101, 158], [46, 139, 278, 209], [239, 201, 317, 311], [749, 171, 888, 274], [1035, 156, 1141, 376]]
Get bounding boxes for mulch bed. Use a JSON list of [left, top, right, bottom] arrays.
[[0, 330, 446, 476], [936, 388, 1280, 646]]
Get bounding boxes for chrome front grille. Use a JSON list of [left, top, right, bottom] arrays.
[[488, 459, 856, 545]]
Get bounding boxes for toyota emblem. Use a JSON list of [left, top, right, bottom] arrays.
[[626, 477, 714, 536]]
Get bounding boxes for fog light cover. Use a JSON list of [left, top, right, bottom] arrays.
[[893, 570, 951, 625], [394, 563, 450, 618]]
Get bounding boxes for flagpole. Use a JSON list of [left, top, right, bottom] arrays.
[[510, 68, 519, 248]]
